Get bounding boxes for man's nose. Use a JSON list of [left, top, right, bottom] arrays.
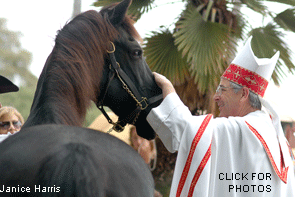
[[213, 92, 220, 101], [8, 123, 16, 131]]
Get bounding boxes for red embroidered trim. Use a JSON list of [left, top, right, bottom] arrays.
[[176, 114, 213, 197], [222, 64, 268, 97], [188, 144, 211, 197], [246, 121, 288, 184]]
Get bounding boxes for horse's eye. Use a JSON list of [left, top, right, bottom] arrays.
[[132, 50, 142, 58]]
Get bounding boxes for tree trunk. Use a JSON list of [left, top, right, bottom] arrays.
[[72, 0, 81, 18]]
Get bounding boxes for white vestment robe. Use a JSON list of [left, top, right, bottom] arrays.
[[147, 93, 295, 197]]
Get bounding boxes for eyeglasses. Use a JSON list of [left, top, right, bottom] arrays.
[[0, 121, 22, 130], [215, 85, 240, 96]]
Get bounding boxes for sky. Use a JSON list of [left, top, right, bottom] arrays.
[[0, 0, 185, 77], [0, 0, 295, 120]]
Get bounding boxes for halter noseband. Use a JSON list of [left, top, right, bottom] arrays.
[[97, 42, 162, 133]]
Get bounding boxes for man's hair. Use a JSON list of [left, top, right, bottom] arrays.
[[230, 82, 262, 110]]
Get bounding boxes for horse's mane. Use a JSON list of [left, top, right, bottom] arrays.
[[31, 8, 141, 126]]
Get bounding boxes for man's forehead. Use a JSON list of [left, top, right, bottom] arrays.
[[219, 78, 231, 86]]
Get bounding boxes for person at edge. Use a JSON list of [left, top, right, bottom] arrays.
[[0, 75, 19, 143], [147, 36, 295, 197]]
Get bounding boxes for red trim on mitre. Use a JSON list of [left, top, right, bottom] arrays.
[[176, 114, 213, 197], [222, 64, 269, 97], [246, 122, 289, 184]]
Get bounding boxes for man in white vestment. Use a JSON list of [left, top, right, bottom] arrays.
[[147, 37, 295, 197], [0, 75, 19, 143]]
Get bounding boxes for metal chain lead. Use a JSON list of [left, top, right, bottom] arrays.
[[102, 42, 149, 134], [115, 68, 142, 125], [105, 63, 145, 133], [114, 63, 148, 111]]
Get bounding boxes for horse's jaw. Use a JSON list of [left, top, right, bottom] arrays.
[[135, 120, 156, 140], [101, 103, 156, 140], [133, 97, 162, 140]]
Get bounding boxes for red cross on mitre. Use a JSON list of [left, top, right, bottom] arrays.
[[244, 75, 258, 85]]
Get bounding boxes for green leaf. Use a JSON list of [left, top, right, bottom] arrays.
[[250, 24, 295, 84], [274, 8, 295, 32], [143, 29, 189, 85], [240, 0, 268, 15], [93, 0, 155, 21], [265, 0, 295, 6], [92, 0, 118, 7], [173, 7, 238, 93]]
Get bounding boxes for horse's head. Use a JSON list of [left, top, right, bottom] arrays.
[[97, 0, 162, 140]]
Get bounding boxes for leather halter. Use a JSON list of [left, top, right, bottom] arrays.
[[96, 42, 162, 133]]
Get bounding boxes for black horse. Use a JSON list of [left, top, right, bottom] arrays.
[[0, 0, 162, 196]]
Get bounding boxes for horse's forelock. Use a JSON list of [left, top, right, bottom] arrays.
[[122, 15, 143, 43]]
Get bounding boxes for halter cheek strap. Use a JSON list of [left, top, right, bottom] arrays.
[[97, 42, 162, 133]]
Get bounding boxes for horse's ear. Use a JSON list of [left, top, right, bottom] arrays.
[[108, 0, 131, 25]]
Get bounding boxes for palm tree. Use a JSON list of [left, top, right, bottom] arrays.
[[94, 0, 295, 113], [94, 0, 295, 195]]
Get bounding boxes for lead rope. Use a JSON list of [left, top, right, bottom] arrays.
[[150, 139, 157, 171], [137, 138, 157, 171]]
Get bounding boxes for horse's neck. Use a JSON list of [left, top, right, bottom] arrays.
[[23, 66, 87, 129], [24, 98, 84, 128]]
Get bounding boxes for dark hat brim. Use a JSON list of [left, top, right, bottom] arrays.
[[0, 75, 19, 94]]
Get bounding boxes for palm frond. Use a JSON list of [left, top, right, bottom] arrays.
[[240, 0, 268, 16], [274, 8, 295, 32], [173, 7, 238, 92], [265, 0, 295, 6], [93, 0, 118, 7], [250, 24, 295, 84], [93, 0, 155, 20], [143, 29, 189, 85]]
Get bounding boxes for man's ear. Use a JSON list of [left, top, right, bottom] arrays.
[[240, 87, 250, 102]]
